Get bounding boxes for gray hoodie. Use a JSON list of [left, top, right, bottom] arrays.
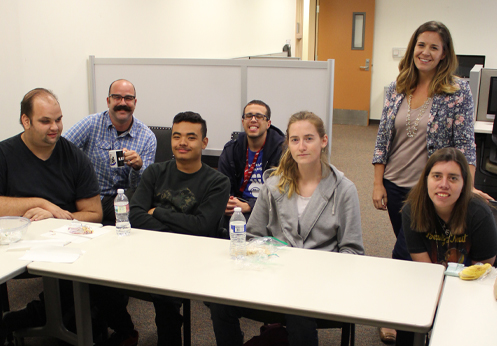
[[247, 164, 364, 254]]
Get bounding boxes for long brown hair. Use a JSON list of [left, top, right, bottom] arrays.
[[406, 148, 473, 235], [273, 111, 329, 197], [396, 21, 459, 97]]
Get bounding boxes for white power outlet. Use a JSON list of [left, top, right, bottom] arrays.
[[392, 47, 407, 58]]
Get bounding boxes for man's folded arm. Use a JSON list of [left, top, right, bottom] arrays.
[[129, 168, 171, 231], [73, 195, 103, 223], [153, 178, 230, 236], [0, 196, 72, 220]]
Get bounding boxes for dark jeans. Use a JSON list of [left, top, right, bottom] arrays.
[[90, 285, 134, 334], [151, 294, 184, 346], [101, 188, 136, 226], [383, 179, 412, 261], [384, 179, 415, 345], [395, 331, 415, 346], [209, 303, 318, 346]]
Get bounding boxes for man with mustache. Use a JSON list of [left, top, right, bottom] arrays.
[[64, 79, 157, 224], [130, 112, 230, 346]]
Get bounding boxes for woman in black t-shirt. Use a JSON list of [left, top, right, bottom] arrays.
[[403, 147, 497, 267], [398, 147, 497, 346]]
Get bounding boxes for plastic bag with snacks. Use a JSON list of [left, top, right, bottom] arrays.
[[235, 236, 288, 269]]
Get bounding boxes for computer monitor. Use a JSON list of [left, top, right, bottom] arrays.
[[456, 55, 485, 78], [488, 76, 497, 116], [476, 68, 497, 122]]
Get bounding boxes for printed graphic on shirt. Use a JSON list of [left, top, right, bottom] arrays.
[[241, 150, 264, 200], [426, 232, 471, 267], [156, 188, 196, 214]]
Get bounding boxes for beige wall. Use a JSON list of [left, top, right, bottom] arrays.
[[370, 0, 497, 120], [2, 0, 496, 139], [0, 0, 296, 140]]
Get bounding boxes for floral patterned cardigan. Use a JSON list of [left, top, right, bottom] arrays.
[[372, 79, 476, 166]]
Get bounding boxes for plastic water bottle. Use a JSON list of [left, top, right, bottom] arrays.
[[229, 207, 246, 258], [114, 189, 131, 236]]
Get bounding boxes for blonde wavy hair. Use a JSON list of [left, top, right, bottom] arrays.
[[397, 21, 459, 97], [273, 111, 329, 197]]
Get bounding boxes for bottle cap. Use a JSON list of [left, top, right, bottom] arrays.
[[234, 207, 242, 212], [117, 189, 124, 194]]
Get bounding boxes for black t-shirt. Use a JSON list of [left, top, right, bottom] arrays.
[[0, 134, 100, 213], [403, 197, 497, 266]]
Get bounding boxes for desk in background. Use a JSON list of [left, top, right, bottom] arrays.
[[474, 120, 497, 199], [474, 120, 492, 134]]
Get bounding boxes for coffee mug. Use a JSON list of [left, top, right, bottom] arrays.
[[109, 149, 125, 168]]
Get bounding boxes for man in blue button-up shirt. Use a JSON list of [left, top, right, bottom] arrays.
[[64, 79, 157, 224]]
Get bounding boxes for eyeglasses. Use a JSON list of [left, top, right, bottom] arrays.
[[109, 94, 136, 102], [243, 113, 268, 121]]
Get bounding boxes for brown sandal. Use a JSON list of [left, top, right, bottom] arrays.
[[379, 327, 396, 344]]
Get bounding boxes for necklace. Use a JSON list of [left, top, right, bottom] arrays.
[[437, 216, 451, 237], [406, 94, 432, 138], [435, 216, 451, 266]]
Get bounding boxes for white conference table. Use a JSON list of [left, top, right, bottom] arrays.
[[430, 274, 497, 346], [0, 219, 101, 345], [0, 251, 30, 285], [0, 218, 75, 284], [27, 226, 445, 346], [475, 120, 493, 134]]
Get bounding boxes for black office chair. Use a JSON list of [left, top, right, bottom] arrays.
[[149, 126, 173, 163]]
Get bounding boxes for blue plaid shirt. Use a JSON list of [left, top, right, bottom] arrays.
[[63, 111, 157, 197]]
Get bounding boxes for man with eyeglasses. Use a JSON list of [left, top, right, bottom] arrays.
[[217, 100, 285, 231], [64, 79, 157, 225]]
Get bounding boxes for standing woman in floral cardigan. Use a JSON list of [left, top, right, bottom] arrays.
[[371, 20, 491, 344]]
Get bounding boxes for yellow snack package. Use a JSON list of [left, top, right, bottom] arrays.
[[458, 263, 492, 281]]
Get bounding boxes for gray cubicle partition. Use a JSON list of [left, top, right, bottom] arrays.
[[88, 56, 335, 155]]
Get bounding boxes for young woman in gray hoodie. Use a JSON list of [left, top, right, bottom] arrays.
[[210, 111, 364, 346]]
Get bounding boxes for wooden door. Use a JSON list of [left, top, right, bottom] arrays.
[[317, 0, 375, 125]]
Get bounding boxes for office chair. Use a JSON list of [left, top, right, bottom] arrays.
[[148, 126, 173, 163]]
